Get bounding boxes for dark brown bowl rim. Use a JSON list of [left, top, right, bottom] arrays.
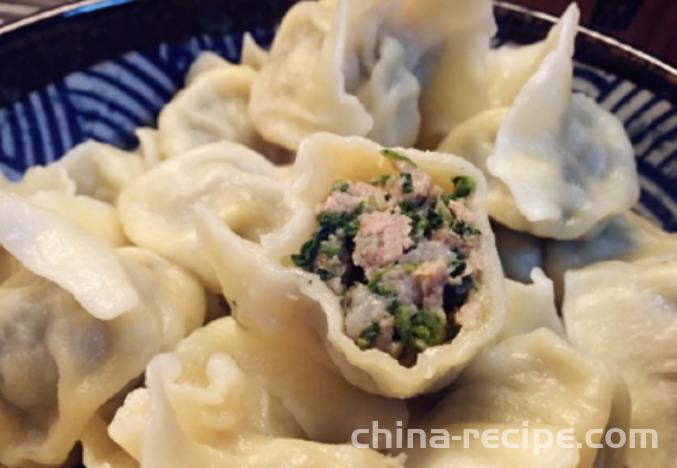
[[0, 0, 674, 106]]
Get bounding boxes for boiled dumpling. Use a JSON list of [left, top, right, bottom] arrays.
[[23, 191, 127, 246], [487, 3, 574, 108], [0, 194, 137, 319], [500, 268, 563, 340], [81, 414, 137, 468], [196, 133, 506, 398], [563, 259, 677, 468], [440, 4, 639, 239], [108, 317, 406, 467], [0, 164, 75, 196], [184, 51, 232, 85], [158, 63, 265, 159], [486, 4, 639, 239], [241, 32, 269, 70], [249, 0, 496, 152], [135, 127, 163, 167], [53, 140, 146, 203], [117, 141, 289, 291], [249, 0, 419, 151], [0, 237, 205, 467], [545, 210, 677, 299], [0, 167, 127, 246], [406, 328, 628, 468], [412, 0, 496, 147]]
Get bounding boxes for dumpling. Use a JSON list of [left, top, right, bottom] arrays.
[[439, 5, 639, 240], [487, 3, 575, 108], [545, 211, 677, 299], [117, 141, 289, 291], [184, 51, 232, 85], [135, 127, 163, 167], [23, 191, 128, 246], [241, 32, 269, 70], [81, 414, 137, 468], [0, 232, 205, 466], [406, 328, 628, 468], [249, 0, 418, 151], [499, 268, 563, 341], [53, 140, 146, 204], [196, 133, 506, 398], [108, 317, 406, 467], [0, 164, 75, 196], [485, 5, 639, 239], [563, 259, 677, 468], [0, 167, 127, 246], [412, 0, 497, 147], [249, 0, 496, 152], [158, 61, 281, 160], [493, 222, 544, 283], [0, 194, 137, 320]]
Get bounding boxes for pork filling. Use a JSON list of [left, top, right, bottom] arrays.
[[292, 150, 482, 364]]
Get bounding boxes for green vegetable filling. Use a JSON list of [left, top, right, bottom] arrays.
[[291, 153, 482, 363]]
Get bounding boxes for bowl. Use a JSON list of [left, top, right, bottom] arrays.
[[0, 0, 674, 230]]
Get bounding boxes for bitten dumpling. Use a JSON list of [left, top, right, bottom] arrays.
[[563, 259, 677, 468], [0, 198, 205, 467], [117, 141, 289, 291], [439, 4, 639, 239], [107, 317, 406, 468], [196, 133, 505, 398]]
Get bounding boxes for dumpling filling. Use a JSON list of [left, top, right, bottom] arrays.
[[292, 150, 482, 365]]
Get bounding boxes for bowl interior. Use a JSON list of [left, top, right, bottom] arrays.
[[0, 1, 674, 230]]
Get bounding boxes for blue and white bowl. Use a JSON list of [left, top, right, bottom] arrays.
[[0, 0, 674, 230]]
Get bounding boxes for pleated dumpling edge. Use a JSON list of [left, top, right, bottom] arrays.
[[197, 133, 506, 398]]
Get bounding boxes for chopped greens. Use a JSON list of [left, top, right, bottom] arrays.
[[451, 175, 476, 199], [381, 148, 417, 168], [356, 322, 380, 349], [401, 172, 414, 193]]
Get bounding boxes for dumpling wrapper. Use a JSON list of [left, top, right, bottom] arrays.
[[0, 247, 205, 467], [486, 4, 638, 238], [0, 194, 138, 320], [108, 317, 406, 468], [135, 127, 163, 167], [563, 259, 677, 468], [241, 32, 269, 70], [440, 5, 639, 239], [248, 0, 388, 150], [412, 0, 496, 148], [195, 133, 506, 398], [53, 140, 146, 203], [159, 63, 274, 159], [545, 211, 677, 299], [0, 164, 75, 196], [25, 191, 128, 247], [250, 0, 496, 151], [500, 268, 563, 341], [0, 166, 127, 246], [118, 141, 289, 291], [487, 2, 575, 108], [406, 328, 629, 468]]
